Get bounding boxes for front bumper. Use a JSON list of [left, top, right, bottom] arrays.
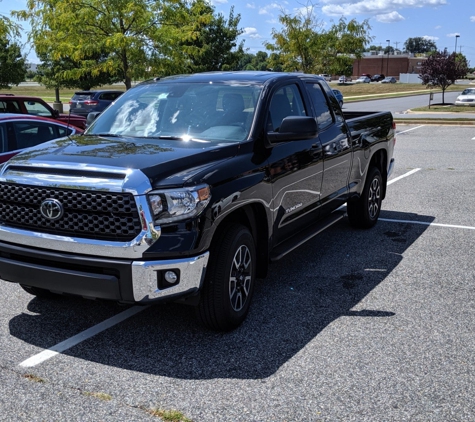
[[0, 241, 209, 303]]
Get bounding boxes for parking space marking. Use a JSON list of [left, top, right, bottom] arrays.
[[19, 306, 148, 368], [397, 125, 425, 134], [388, 168, 421, 185], [380, 218, 475, 230]]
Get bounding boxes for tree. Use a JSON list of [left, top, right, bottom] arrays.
[[171, 2, 245, 73], [14, 0, 173, 89], [264, 4, 372, 75], [0, 39, 27, 88], [1, 1, 27, 88], [265, 7, 320, 73], [35, 51, 121, 90], [404, 37, 437, 54], [419, 50, 469, 103]]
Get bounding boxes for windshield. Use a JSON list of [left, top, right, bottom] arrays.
[[86, 81, 262, 143], [461, 89, 475, 95]]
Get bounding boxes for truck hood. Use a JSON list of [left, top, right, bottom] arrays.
[[5, 135, 240, 187]]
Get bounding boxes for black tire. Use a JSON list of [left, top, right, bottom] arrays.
[[20, 284, 57, 298], [196, 223, 256, 331], [347, 166, 383, 228]]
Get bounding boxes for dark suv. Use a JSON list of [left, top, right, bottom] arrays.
[[370, 74, 385, 82], [69, 90, 124, 117]]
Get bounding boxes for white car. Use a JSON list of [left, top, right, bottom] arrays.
[[319, 74, 331, 82], [355, 76, 371, 84], [338, 75, 352, 83], [455, 88, 475, 106]]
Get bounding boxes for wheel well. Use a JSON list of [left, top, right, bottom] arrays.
[[212, 204, 269, 279], [369, 149, 388, 199]]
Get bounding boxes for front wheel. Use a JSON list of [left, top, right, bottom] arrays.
[[347, 166, 383, 228], [196, 223, 256, 331]]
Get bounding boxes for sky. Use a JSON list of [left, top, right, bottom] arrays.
[[2, 0, 474, 67]]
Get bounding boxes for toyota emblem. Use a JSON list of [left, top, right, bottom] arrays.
[[40, 198, 64, 220]]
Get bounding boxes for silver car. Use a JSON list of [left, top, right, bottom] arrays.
[[455, 88, 475, 106]]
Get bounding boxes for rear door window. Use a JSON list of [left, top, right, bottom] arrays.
[[12, 121, 59, 149], [23, 101, 52, 117]]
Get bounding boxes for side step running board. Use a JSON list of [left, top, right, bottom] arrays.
[[270, 210, 347, 262]]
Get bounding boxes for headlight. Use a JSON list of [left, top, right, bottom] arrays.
[[148, 185, 211, 224]]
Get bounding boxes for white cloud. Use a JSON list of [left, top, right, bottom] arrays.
[[423, 35, 439, 41], [470, 16, 475, 22], [447, 32, 460, 37], [210, 0, 228, 4], [258, 3, 283, 15], [243, 27, 261, 38], [246, 3, 256, 9], [321, 0, 447, 17], [376, 11, 405, 23]]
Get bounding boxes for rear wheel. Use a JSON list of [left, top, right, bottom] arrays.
[[196, 223, 256, 331], [347, 166, 383, 228]]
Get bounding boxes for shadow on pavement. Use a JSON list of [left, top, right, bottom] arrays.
[[9, 209, 433, 379]]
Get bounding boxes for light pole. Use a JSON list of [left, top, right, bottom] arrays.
[[386, 40, 390, 76], [455, 34, 460, 53]]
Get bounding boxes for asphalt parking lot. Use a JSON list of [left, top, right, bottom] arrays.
[[1, 124, 475, 421]]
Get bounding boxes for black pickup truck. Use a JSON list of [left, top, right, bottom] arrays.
[[0, 72, 395, 331]]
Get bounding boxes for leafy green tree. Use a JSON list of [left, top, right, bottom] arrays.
[[265, 6, 321, 73], [404, 37, 437, 54], [0, 39, 27, 88], [172, 1, 245, 73], [14, 0, 171, 89], [35, 51, 121, 90], [265, 5, 372, 75], [237, 51, 269, 71], [419, 50, 469, 103]]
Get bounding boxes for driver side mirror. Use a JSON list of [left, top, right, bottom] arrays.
[[267, 116, 318, 143]]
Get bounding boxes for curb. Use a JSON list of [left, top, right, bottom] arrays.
[[394, 119, 475, 125]]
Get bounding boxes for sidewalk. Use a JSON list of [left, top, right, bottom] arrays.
[[394, 110, 475, 125]]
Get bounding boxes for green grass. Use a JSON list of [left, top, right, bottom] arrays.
[[335, 82, 468, 102], [146, 408, 192, 421], [3, 84, 125, 103], [409, 104, 475, 113], [4, 80, 475, 114]]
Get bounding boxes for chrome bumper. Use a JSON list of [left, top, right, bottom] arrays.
[[132, 253, 209, 302]]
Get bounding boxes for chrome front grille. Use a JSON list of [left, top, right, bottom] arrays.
[[0, 183, 142, 241]]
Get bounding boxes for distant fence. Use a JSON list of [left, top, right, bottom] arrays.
[[399, 73, 422, 83]]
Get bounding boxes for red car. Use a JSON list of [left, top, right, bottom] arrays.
[[0, 94, 86, 129], [0, 114, 83, 163]]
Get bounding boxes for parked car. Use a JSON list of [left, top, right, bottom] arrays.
[[0, 114, 83, 163], [355, 76, 371, 83], [371, 74, 385, 82], [0, 95, 86, 129], [338, 75, 352, 83], [69, 90, 124, 117], [455, 88, 475, 106], [319, 74, 332, 82], [332, 89, 344, 108], [381, 77, 397, 84]]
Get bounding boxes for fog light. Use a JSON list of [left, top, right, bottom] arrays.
[[164, 271, 178, 284]]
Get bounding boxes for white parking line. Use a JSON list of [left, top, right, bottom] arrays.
[[388, 168, 421, 185], [19, 306, 148, 368], [397, 125, 425, 134], [380, 218, 475, 230]]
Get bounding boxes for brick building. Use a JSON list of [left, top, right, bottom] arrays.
[[352, 54, 428, 79]]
